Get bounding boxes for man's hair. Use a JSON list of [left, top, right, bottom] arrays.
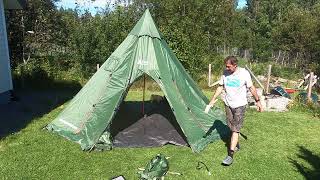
[[224, 56, 238, 65]]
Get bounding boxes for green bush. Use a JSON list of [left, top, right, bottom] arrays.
[[13, 57, 87, 89], [289, 93, 320, 118], [14, 59, 52, 88]]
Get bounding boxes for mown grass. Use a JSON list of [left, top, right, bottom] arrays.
[[0, 90, 319, 179]]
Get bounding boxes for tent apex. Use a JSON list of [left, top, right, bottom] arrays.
[[129, 8, 162, 39]]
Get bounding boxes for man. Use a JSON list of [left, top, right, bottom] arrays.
[[205, 56, 263, 166]]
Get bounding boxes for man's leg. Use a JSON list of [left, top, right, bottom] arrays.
[[222, 106, 235, 165], [222, 106, 245, 165], [229, 131, 239, 153], [230, 106, 245, 152]]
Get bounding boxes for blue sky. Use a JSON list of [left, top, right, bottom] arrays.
[[238, 0, 247, 9], [56, 0, 247, 15], [55, 0, 114, 14]]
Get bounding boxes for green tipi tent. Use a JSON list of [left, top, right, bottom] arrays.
[[47, 9, 227, 153]]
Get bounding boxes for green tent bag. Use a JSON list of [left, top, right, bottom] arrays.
[[138, 154, 169, 180]]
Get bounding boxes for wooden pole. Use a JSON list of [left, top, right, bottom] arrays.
[[307, 72, 314, 102], [142, 74, 146, 116], [245, 65, 265, 90], [209, 81, 220, 87], [298, 74, 310, 88], [208, 64, 212, 87], [265, 64, 272, 94]]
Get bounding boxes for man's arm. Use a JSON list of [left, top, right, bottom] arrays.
[[205, 85, 223, 113], [249, 85, 263, 112], [209, 85, 223, 106]]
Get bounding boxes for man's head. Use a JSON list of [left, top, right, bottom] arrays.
[[224, 56, 238, 73]]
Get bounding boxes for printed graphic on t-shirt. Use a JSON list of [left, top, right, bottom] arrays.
[[226, 77, 240, 87]]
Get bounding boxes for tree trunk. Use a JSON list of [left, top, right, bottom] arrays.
[[276, 50, 281, 64], [281, 51, 285, 65], [244, 49, 247, 59]]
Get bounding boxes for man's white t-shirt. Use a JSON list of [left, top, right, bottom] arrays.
[[218, 67, 253, 108]]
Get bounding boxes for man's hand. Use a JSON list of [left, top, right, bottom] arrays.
[[249, 85, 263, 112], [204, 99, 218, 113], [205, 104, 213, 113], [256, 101, 263, 112]]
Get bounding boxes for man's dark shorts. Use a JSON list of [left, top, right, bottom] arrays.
[[225, 105, 246, 132]]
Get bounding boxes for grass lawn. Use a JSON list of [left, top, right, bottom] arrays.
[[0, 90, 319, 179]]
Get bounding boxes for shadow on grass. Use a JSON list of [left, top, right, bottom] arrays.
[[0, 79, 82, 139], [289, 146, 320, 179], [205, 120, 249, 153], [205, 120, 231, 154], [205, 120, 230, 142]]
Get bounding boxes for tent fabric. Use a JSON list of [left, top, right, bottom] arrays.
[[47, 9, 228, 153]]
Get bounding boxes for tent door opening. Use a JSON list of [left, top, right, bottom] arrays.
[[110, 74, 188, 148]]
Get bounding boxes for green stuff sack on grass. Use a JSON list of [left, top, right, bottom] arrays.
[[138, 154, 169, 180]]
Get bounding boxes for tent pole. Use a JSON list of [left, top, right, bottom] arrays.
[[142, 74, 146, 116]]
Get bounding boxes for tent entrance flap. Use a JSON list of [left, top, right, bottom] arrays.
[[111, 100, 188, 148]]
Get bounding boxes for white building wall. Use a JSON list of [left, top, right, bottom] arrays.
[[0, 0, 13, 94]]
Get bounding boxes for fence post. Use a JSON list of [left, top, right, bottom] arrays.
[[265, 64, 272, 94], [307, 72, 314, 102]]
